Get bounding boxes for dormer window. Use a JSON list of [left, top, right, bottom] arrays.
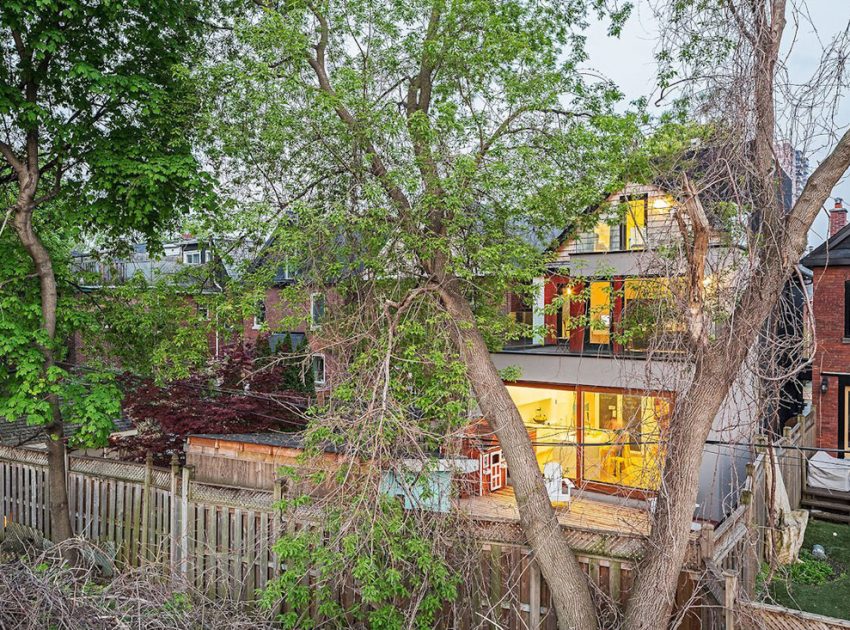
[[568, 194, 649, 254], [183, 250, 202, 265]]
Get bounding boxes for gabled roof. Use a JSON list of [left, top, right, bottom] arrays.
[[801, 221, 850, 267]]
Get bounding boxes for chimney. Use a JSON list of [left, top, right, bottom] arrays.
[[829, 198, 846, 238]]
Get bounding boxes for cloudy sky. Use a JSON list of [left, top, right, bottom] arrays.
[[583, 1, 850, 250]]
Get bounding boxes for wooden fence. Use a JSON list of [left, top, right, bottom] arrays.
[[0, 413, 822, 629], [693, 411, 823, 630]]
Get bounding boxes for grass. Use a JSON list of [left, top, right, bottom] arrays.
[[767, 519, 850, 619]]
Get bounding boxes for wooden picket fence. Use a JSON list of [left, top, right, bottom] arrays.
[[0, 443, 708, 628], [0, 413, 823, 630]]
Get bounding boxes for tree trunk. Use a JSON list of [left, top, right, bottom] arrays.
[[439, 279, 598, 630], [622, 356, 733, 629], [13, 206, 74, 543]]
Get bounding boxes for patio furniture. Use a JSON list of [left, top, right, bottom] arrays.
[[543, 461, 574, 506]]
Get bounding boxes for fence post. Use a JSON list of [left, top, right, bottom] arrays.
[[271, 478, 284, 619], [141, 452, 153, 563], [180, 465, 193, 585], [699, 523, 716, 562], [170, 453, 180, 585], [723, 570, 737, 630]]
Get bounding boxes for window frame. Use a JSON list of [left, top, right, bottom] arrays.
[[252, 299, 266, 330], [183, 249, 202, 265], [311, 353, 326, 386], [845, 280, 850, 338], [620, 194, 648, 251], [310, 292, 325, 329], [583, 280, 612, 352]]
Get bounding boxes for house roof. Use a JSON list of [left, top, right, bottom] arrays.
[[801, 221, 850, 267], [188, 431, 344, 454], [0, 417, 133, 448]]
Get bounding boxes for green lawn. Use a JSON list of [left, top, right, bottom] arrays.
[[768, 519, 850, 620]]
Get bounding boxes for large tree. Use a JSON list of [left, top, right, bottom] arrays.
[[209, 0, 850, 628], [211, 0, 636, 626], [621, 2, 850, 628], [0, 1, 211, 543]]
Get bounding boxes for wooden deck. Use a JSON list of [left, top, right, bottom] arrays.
[[458, 486, 651, 537]]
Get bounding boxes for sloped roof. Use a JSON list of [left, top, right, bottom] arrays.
[[801, 220, 850, 267], [0, 417, 133, 447]]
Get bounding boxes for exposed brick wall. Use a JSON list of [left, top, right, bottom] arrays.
[[242, 287, 309, 346], [810, 265, 850, 452], [243, 287, 339, 392]]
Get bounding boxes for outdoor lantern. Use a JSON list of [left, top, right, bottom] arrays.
[[821, 376, 829, 394]]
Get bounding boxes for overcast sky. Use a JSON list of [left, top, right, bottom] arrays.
[[582, 1, 850, 250]]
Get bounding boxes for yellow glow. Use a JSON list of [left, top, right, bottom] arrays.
[[588, 281, 611, 345], [593, 222, 611, 251], [625, 199, 646, 250], [652, 196, 673, 210]]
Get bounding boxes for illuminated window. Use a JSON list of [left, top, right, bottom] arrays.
[[557, 285, 576, 339], [506, 384, 671, 492], [624, 197, 647, 250], [623, 278, 684, 352], [593, 222, 611, 252], [582, 391, 669, 490], [585, 281, 611, 347], [506, 385, 578, 478]]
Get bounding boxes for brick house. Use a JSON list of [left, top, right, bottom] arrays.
[[243, 245, 333, 392], [802, 198, 850, 457]]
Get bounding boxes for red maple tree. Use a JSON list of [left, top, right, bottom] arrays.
[[115, 337, 310, 464]]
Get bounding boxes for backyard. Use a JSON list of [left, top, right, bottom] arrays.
[[767, 519, 850, 620]]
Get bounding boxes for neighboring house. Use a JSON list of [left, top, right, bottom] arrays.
[[801, 198, 850, 457], [70, 233, 331, 391], [70, 234, 239, 359], [244, 241, 332, 392], [485, 182, 808, 520], [72, 235, 232, 289]]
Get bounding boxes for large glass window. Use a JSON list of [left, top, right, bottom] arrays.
[[556, 285, 577, 340], [507, 385, 578, 479], [582, 391, 669, 490], [506, 385, 671, 493]]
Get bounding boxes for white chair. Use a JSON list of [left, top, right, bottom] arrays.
[[543, 462, 574, 505]]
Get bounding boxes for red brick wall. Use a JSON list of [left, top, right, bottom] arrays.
[[811, 266, 850, 452], [242, 287, 309, 346], [242, 287, 339, 392]]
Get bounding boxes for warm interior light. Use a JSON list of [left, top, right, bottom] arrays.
[[565, 287, 572, 296], [652, 197, 671, 210]]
